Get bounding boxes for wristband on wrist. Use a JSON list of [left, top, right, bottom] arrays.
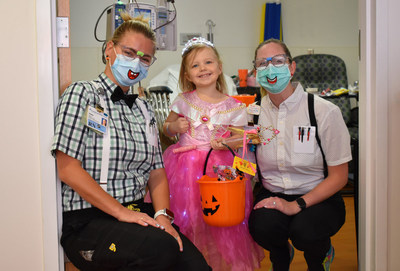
[[165, 123, 175, 137]]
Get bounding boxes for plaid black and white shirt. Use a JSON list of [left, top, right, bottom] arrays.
[[51, 73, 164, 212]]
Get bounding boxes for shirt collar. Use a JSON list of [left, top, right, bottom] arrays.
[[98, 72, 118, 97], [266, 82, 304, 111]]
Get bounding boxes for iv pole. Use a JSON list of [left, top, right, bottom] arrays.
[[206, 19, 216, 43]]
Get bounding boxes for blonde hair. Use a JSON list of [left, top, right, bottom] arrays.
[[111, 12, 156, 53], [179, 45, 227, 93]]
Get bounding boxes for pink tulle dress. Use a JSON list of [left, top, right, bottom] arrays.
[[163, 91, 264, 270]]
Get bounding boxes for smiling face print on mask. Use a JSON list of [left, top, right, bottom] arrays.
[[105, 31, 155, 88], [254, 42, 295, 95], [256, 64, 291, 94], [110, 47, 148, 87]]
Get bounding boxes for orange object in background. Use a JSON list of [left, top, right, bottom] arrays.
[[232, 94, 256, 107], [238, 69, 248, 87]]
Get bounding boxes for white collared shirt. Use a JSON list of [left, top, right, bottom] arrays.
[[256, 83, 352, 194]]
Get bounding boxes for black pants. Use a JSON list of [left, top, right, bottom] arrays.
[[248, 187, 345, 271], [61, 200, 211, 271]]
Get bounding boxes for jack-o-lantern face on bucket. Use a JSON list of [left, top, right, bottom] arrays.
[[201, 195, 220, 216]]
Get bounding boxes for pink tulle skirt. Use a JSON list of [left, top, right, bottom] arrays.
[[163, 143, 264, 271]]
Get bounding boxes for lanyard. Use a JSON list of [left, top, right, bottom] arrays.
[[91, 82, 154, 191], [91, 82, 110, 191]]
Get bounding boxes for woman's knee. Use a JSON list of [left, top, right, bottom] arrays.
[[174, 234, 210, 271], [249, 209, 264, 238], [149, 230, 180, 263], [289, 210, 344, 246], [288, 216, 323, 247], [249, 209, 285, 243]]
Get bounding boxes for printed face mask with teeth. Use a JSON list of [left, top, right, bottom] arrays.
[[110, 49, 148, 87], [256, 64, 291, 94]]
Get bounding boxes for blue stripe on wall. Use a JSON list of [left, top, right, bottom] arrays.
[[263, 3, 282, 41]]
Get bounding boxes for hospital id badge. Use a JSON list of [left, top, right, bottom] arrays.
[[82, 105, 108, 135], [232, 156, 257, 176]]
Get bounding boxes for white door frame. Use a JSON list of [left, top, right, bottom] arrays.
[[37, 0, 64, 270], [38, 0, 392, 270], [359, 0, 389, 270]]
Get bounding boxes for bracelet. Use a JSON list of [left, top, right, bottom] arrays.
[[154, 208, 174, 223], [165, 123, 176, 137]]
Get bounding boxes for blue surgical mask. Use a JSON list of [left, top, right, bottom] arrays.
[[110, 51, 148, 87], [256, 64, 291, 94]]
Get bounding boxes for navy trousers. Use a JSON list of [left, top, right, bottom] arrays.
[[249, 187, 345, 271]]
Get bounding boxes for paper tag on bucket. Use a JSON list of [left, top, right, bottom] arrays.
[[247, 103, 260, 115], [232, 156, 256, 176]]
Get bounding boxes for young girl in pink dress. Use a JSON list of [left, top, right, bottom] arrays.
[[162, 37, 264, 270]]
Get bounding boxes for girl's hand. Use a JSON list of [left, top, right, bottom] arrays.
[[253, 197, 301, 216], [210, 138, 226, 150], [171, 117, 189, 134]]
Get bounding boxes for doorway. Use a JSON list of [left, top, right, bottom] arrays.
[[39, 0, 398, 270]]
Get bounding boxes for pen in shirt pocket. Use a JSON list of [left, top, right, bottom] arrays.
[[298, 127, 301, 141]]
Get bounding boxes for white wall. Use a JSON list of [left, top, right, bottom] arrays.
[[70, 0, 359, 88], [0, 0, 45, 270]]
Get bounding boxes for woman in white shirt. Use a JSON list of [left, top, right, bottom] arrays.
[[248, 39, 351, 271]]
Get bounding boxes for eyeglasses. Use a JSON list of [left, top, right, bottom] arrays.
[[253, 54, 290, 68], [115, 43, 157, 67]]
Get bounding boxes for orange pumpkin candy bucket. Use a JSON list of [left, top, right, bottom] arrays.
[[197, 146, 246, 227]]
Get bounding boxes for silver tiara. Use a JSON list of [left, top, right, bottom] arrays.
[[181, 37, 214, 56]]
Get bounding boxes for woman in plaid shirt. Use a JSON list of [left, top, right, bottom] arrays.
[[52, 13, 210, 271]]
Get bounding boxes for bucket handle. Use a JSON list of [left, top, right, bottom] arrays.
[[203, 143, 236, 175]]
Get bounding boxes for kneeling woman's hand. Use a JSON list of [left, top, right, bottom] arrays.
[[117, 208, 162, 228], [155, 215, 183, 252], [253, 197, 301, 216]]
